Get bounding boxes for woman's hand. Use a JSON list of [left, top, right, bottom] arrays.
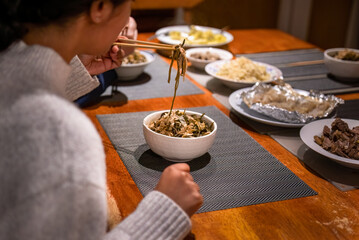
[[155, 163, 203, 217], [78, 39, 125, 76], [79, 17, 138, 76]]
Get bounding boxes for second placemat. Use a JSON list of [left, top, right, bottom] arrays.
[[101, 53, 204, 100], [97, 106, 317, 213], [237, 49, 359, 94]]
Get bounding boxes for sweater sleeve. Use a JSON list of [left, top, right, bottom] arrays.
[[65, 56, 100, 101], [105, 191, 192, 240]]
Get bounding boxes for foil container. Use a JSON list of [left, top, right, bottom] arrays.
[[240, 82, 344, 123]]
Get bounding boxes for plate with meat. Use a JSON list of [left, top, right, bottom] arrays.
[[300, 118, 359, 169]]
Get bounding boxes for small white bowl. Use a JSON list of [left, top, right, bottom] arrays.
[[115, 51, 155, 80], [324, 48, 359, 80], [186, 47, 233, 70], [143, 110, 217, 162]]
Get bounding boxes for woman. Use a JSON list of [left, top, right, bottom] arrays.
[[75, 16, 138, 107], [0, 1, 203, 240]]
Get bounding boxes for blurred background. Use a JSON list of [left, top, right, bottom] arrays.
[[131, 0, 358, 50]]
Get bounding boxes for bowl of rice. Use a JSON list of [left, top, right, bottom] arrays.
[[205, 56, 283, 89], [143, 109, 217, 162]]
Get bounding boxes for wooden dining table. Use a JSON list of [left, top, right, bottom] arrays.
[[83, 29, 359, 240]]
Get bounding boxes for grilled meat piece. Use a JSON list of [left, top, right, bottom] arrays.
[[313, 118, 359, 160]]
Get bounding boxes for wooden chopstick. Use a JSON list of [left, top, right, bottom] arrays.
[[275, 60, 324, 68], [113, 39, 176, 51], [286, 60, 324, 67], [117, 38, 174, 47]]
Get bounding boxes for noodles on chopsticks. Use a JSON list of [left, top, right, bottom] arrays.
[[168, 40, 187, 114], [113, 39, 188, 114], [149, 42, 214, 138]]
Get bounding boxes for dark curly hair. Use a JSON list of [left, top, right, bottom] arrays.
[[0, 0, 127, 51]]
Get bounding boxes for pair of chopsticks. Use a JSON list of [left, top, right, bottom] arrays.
[[276, 60, 324, 68], [113, 38, 175, 51]]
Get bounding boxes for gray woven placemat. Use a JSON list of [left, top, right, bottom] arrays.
[[233, 99, 359, 191], [237, 49, 359, 94], [237, 49, 324, 65], [101, 54, 204, 100], [279, 64, 328, 78], [97, 106, 316, 213], [337, 99, 359, 120]]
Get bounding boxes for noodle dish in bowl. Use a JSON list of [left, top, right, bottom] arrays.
[[143, 110, 217, 162], [141, 40, 217, 162], [205, 57, 283, 89]]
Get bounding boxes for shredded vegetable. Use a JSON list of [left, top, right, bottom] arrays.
[[149, 110, 213, 138]]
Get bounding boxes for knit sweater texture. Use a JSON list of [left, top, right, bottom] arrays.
[[0, 41, 191, 240]]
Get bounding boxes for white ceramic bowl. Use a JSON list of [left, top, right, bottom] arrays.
[[324, 48, 359, 79], [115, 51, 155, 80], [143, 110, 217, 162], [186, 47, 233, 70]]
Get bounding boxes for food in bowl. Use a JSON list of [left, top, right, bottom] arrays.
[[143, 110, 217, 162], [115, 50, 155, 80], [333, 49, 359, 61], [314, 118, 359, 160], [190, 51, 221, 61], [324, 48, 359, 79], [141, 42, 217, 162], [216, 57, 271, 82], [148, 110, 214, 138], [169, 25, 227, 45], [122, 50, 147, 64], [141, 44, 218, 162], [186, 47, 233, 70]]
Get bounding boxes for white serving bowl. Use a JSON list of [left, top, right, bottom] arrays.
[[143, 110, 217, 162], [186, 47, 233, 70], [115, 51, 155, 80], [324, 48, 359, 79]]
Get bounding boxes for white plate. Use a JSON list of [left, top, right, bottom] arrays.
[[228, 87, 307, 128], [205, 60, 283, 89], [155, 25, 233, 48], [300, 118, 359, 169]]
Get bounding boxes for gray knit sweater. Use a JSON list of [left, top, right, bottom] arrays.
[[0, 41, 191, 240]]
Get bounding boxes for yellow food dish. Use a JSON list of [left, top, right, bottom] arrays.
[[169, 25, 227, 45]]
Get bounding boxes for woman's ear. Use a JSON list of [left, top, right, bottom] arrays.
[[89, 0, 113, 24]]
